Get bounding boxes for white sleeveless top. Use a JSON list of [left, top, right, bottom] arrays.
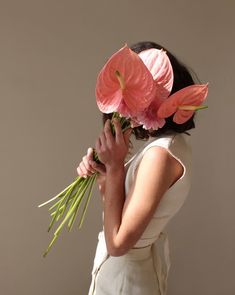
[[124, 131, 192, 248]]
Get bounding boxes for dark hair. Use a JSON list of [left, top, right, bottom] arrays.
[[102, 41, 200, 139]]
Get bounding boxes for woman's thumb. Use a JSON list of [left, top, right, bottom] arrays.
[[87, 147, 94, 159]]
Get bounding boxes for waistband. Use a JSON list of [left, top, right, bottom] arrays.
[[124, 244, 152, 260]]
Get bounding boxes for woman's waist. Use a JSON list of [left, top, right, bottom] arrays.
[[124, 244, 153, 260], [97, 230, 164, 261]]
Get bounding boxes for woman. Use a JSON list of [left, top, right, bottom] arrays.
[[77, 41, 199, 294]]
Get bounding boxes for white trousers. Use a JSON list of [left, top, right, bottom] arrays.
[[88, 231, 170, 295]]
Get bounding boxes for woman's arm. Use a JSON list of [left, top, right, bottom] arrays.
[[94, 118, 132, 255], [95, 118, 183, 257], [112, 146, 183, 256], [77, 119, 183, 257]]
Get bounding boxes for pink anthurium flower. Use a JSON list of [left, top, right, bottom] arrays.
[[157, 83, 209, 124], [95, 44, 157, 117], [131, 48, 173, 130], [138, 48, 174, 99]]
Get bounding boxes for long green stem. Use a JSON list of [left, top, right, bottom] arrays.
[[38, 176, 80, 208], [50, 178, 87, 224], [47, 181, 76, 232], [78, 173, 97, 229], [48, 177, 83, 212], [68, 176, 94, 231]]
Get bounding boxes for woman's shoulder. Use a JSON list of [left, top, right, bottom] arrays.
[[141, 131, 192, 155], [125, 131, 192, 196], [125, 131, 192, 167], [137, 132, 192, 191]]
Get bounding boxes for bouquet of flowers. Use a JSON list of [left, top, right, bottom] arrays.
[[38, 44, 208, 257]]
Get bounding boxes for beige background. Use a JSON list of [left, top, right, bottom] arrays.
[[0, 0, 234, 294]]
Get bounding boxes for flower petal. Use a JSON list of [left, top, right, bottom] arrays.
[[173, 109, 195, 124], [95, 44, 156, 115], [169, 83, 208, 106], [135, 96, 166, 130], [157, 83, 209, 121], [96, 86, 122, 113], [138, 48, 174, 99], [157, 96, 178, 118]]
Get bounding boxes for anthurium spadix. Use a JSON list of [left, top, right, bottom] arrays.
[[95, 44, 157, 117], [157, 83, 209, 124]]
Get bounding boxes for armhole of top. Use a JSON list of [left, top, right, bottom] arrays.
[[159, 146, 186, 185], [135, 135, 187, 188]]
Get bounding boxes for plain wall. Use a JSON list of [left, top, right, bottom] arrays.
[[0, 0, 234, 294]]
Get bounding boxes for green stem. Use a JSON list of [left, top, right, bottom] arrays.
[[38, 176, 80, 208], [78, 173, 97, 229], [48, 177, 83, 212], [68, 176, 93, 231], [47, 181, 76, 232]]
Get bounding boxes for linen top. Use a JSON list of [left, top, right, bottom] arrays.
[[124, 131, 192, 248]]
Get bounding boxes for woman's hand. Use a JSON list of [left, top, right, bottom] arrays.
[[76, 118, 132, 200], [76, 147, 107, 197], [95, 118, 132, 170]]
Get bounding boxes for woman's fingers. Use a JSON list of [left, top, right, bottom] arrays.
[[99, 131, 107, 149], [112, 118, 122, 143], [123, 128, 132, 146], [95, 137, 101, 153], [76, 166, 83, 177], [77, 162, 87, 177], [76, 147, 97, 178], [77, 157, 105, 178], [89, 159, 106, 175], [104, 119, 114, 147], [83, 154, 96, 173], [87, 147, 94, 161], [79, 161, 93, 177]]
